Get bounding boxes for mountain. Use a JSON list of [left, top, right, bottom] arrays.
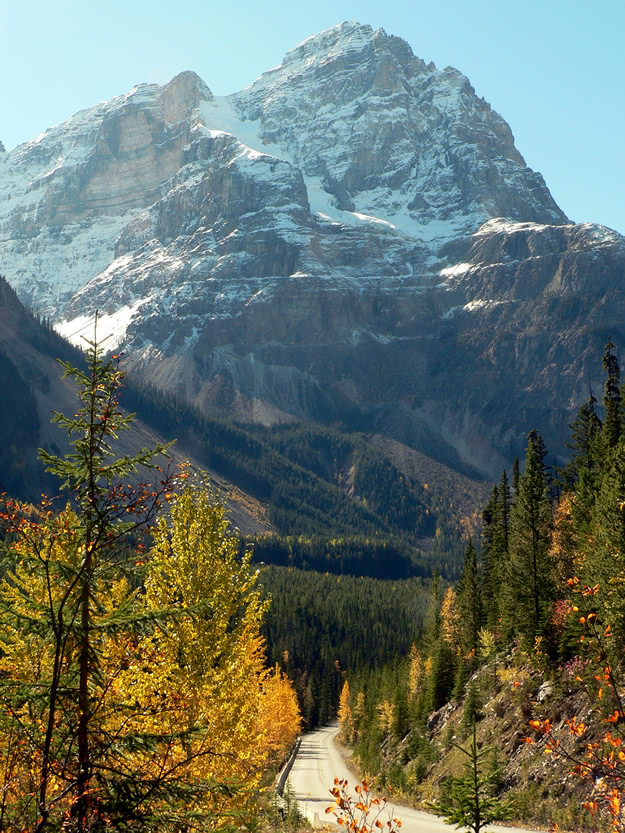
[[1, 22, 624, 478]]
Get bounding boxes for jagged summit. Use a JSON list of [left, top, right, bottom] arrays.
[[283, 22, 389, 65], [230, 22, 565, 233], [282, 21, 422, 69]]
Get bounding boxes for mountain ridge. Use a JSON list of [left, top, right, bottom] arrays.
[[1, 22, 623, 479]]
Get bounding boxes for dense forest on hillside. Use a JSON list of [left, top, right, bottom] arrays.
[[337, 341, 625, 832], [0, 344, 40, 496], [121, 379, 475, 578], [260, 567, 430, 728]]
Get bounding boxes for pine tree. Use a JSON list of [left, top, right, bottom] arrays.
[[504, 431, 553, 645], [562, 394, 602, 487], [458, 540, 482, 657], [429, 721, 513, 833], [602, 339, 622, 450]]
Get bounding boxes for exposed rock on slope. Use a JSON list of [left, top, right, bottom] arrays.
[[1, 22, 624, 477], [0, 275, 270, 533]]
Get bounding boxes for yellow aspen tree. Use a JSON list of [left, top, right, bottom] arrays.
[[408, 644, 423, 701], [136, 482, 275, 826], [352, 691, 366, 741], [441, 586, 462, 650], [377, 700, 395, 736], [338, 681, 353, 743], [258, 664, 301, 762]]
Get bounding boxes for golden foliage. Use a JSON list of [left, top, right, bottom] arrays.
[[407, 644, 423, 701], [326, 778, 402, 832], [440, 587, 461, 649], [338, 681, 353, 743], [259, 664, 302, 762], [0, 486, 302, 830], [377, 700, 394, 735]]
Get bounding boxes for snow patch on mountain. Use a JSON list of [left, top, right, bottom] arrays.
[[57, 298, 148, 349], [0, 212, 136, 315]]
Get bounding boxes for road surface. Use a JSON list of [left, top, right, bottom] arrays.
[[288, 724, 543, 832]]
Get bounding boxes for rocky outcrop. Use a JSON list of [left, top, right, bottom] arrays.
[[0, 23, 624, 478]]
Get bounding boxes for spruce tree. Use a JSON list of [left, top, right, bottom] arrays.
[[584, 439, 625, 640], [481, 476, 510, 631], [480, 487, 499, 629], [458, 539, 482, 657], [429, 721, 513, 833], [498, 470, 511, 557], [425, 569, 443, 647], [602, 339, 622, 450], [426, 638, 456, 713], [562, 394, 602, 488], [512, 456, 520, 492], [505, 431, 553, 645]]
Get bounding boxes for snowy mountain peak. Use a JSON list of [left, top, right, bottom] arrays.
[[285, 21, 379, 62], [251, 20, 422, 90]]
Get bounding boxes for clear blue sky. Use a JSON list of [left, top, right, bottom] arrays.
[[2, 0, 624, 233]]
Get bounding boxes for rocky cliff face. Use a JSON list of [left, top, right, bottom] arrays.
[[1, 22, 623, 478]]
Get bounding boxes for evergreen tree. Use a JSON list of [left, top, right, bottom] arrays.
[[498, 470, 511, 557], [458, 540, 482, 657], [565, 395, 602, 479], [391, 676, 410, 741], [511, 457, 520, 492], [481, 476, 510, 632], [425, 569, 443, 647], [429, 721, 513, 833], [32, 330, 173, 832], [462, 683, 483, 730], [480, 486, 500, 629], [504, 431, 553, 644], [426, 638, 456, 713], [583, 439, 625, 640], [602, 339, 622, 450]]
